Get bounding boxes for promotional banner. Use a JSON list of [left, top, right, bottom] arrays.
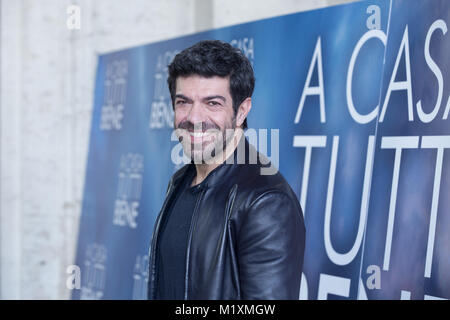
[[72, 0, 449, 299]]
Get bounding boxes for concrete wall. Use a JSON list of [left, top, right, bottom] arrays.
[[0, 0, 356, 299]]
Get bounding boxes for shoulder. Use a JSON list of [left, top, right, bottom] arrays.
[[231, 162, 305, 249], [231, 157, 301, 214]]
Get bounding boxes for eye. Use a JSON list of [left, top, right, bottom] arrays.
[[175, 100, 186, 106], [207, 101, 221, 107]]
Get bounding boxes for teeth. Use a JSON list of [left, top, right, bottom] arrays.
[[190, 132, 206, 138]]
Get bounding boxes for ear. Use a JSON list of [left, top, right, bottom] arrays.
[[235, 97, 252, 128]]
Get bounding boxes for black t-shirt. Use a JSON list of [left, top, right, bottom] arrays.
[[155, 170, 202, 299]]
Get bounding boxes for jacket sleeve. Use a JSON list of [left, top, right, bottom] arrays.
[[236, 191, 305, 300]]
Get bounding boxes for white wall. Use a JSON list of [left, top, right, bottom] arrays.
[[0, 0, 355, 299]]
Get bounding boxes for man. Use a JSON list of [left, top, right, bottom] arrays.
[[148, 40, 305, 300]]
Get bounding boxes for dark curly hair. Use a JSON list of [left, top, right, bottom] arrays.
[[167, 40, 255, 129]]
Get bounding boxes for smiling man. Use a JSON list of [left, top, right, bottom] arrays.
[[147, 40, 305, 300]]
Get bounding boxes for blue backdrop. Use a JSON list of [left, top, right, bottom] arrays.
[[73, 0, 450, 300]]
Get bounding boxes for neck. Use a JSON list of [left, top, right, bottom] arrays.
[[191, 129, 243, 186]]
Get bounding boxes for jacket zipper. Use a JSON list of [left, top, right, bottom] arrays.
[[183, 188, 205, 300]]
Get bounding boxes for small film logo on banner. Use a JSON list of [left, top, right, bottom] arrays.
[[113, 153, 144, 229]]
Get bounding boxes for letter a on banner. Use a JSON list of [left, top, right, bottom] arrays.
[[295, 37, 326, 124], [379, 26, 414, 122]]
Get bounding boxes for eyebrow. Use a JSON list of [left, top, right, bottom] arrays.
[[175, 94, 193, 103], [174, 94, 227, 103], [203, 95, 226, 102]]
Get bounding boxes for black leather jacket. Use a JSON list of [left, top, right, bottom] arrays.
[[148, 138, 305, 299]]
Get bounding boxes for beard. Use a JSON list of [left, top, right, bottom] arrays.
[[175, 118, 236, 164]]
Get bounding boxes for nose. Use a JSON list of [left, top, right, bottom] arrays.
[[186, 102, 206, 128]]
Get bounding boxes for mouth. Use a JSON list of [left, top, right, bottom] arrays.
[[185, 130, 216, 145], [189, 131, 208, 138]]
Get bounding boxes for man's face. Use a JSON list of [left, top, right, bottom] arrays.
[[173, 75, 237, 163]]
